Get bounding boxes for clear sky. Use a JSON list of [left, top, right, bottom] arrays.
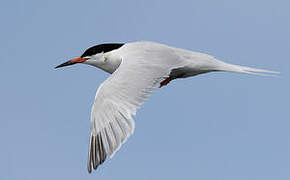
[[1, 0, 289, 179]]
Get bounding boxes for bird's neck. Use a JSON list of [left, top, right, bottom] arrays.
[[97, 53, 122, 74]]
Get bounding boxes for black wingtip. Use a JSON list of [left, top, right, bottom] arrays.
[[88, 135, 93, 173], [88, 133, 107, 173]]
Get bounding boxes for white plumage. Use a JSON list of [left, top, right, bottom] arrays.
[[55, 41, 278, 173]]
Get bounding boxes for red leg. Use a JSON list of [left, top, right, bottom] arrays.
[[159, 73, 186, 88], [159, 77, 172, 88]]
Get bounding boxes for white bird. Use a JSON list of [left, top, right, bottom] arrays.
[[55, 41, 278, 173]]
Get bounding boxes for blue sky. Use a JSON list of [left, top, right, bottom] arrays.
[[1, 0, 289, 179]]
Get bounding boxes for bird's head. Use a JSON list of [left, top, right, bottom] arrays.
[[55, 43, 124, 69]]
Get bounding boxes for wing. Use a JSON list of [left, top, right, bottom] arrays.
[[87, 42, 189, 172]]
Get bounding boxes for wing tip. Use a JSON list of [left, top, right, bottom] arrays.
[[87, 132, 107, 173]]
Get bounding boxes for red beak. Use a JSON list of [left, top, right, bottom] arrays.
[[55, 57, 87, 69]]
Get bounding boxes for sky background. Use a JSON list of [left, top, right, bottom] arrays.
[[1, 0, 289, 179]]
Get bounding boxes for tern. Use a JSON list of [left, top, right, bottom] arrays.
[[55, 41, 278, 173]]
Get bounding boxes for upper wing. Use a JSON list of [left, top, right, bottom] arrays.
[[87, 42, 189, 172]]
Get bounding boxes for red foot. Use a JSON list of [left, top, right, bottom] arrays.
[[159, 73, 186, 88], [160, 77, 172, 88]]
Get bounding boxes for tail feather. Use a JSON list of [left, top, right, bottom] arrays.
[[219, 62, 280, 76]]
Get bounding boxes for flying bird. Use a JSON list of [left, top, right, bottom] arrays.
[[55, 41, 278, 173]]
